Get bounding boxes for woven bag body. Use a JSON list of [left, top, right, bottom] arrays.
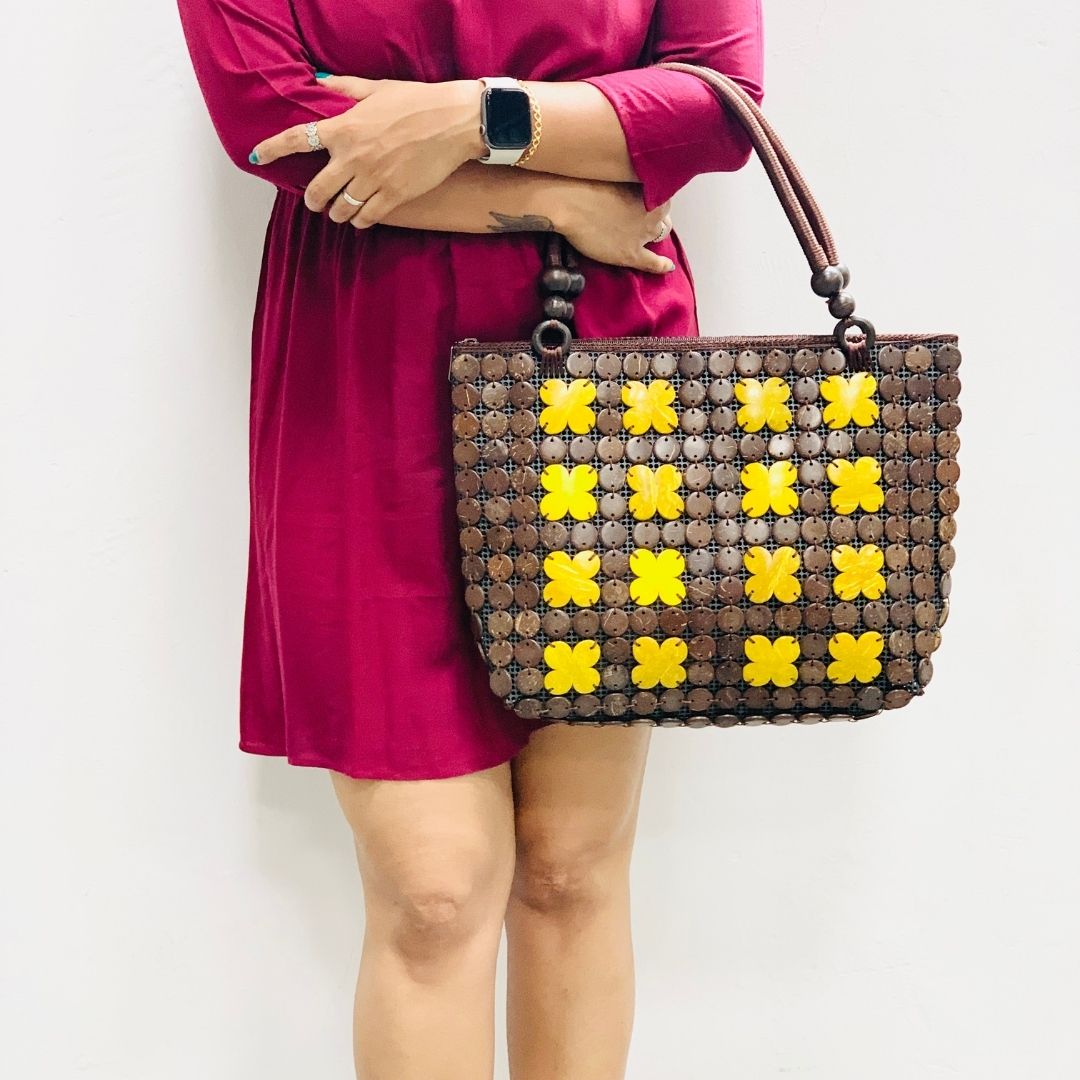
[[448, 64, 961, 728]]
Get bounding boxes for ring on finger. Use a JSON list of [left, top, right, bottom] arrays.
[[341, 191, 366, 208], [304, 121, 324, 151], [652, 220, 670, 243]]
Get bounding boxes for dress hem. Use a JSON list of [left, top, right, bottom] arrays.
[[237, 735, 536, 782]]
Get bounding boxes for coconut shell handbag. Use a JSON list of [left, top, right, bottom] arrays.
[[447, 61, 961, 728]]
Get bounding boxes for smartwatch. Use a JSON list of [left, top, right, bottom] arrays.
[[476, 76, 532, 165]]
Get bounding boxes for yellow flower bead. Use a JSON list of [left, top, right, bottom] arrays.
[[621, 379, 678, 434], [735, 376, 793, 432], [543, 639, 601, 695], [820, 372, 880, 429], [543, 550, 601, 608], [627, 463, 684, 521], [831, 544, 886, 601], [743, 545, 802, 603], [743, 634, 801, 687], [826, 631, 884, 683], [628, 548, 686, 606], [740, 460, 799, 518], [538, 378, 597, 435], [631, 636, 688, 690], [539, 463, 598, 521], [826, 456, 884, 514]]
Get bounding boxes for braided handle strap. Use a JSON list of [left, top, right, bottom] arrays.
[[533, 61, 875, 368]]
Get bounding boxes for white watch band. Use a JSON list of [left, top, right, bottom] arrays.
[[477, 76, 527, 165]]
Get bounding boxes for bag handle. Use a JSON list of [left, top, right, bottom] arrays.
[[658, 62, 838, 272], [532, 61, 876, 369]]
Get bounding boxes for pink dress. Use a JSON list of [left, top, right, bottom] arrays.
[[175, 0, 765, 780]]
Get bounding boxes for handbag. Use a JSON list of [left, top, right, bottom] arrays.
[[447, 61, 961, 728]]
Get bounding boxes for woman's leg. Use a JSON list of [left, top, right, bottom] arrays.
[[329, 761, 517, 1080], [504, 723, 652, 1080]]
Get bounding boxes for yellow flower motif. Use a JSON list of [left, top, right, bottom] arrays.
[[622, 379, 678, 434], [627, 463, 684, 520], [735, 376, 793, 432], [629, 548, 686, 606], [538, 378, 597, 435], [826, 631, 884, 684], [743, 546, 802, 603], [543, 550, 601, 607], [740, 460, 799, 517], [631, 636, 688, 690], [831, 544, 886, 601], [544, 639, 602, 695], [820, 372, 880, 429], [539, 463, 598, 521], [743, 634, 801, 687], [826, 456, 884, 514]]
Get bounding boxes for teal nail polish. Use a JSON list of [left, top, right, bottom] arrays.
[[314, 71, 331, 80], [248, 150, 261, 164]]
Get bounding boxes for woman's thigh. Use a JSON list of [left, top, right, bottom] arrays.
[[509, 724, 652, 896], [329, 762, 517, 938]]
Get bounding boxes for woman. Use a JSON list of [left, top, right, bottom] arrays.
[[176, 1, 763, 1075]]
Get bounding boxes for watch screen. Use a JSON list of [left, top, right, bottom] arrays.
[[485, 88, 531, 148]]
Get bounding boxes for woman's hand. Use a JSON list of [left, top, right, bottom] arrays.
[[250, 75, 487, 227], [557, 181, 675, 274]]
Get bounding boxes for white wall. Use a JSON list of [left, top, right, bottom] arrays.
[[3, 2, 1078, 1077]]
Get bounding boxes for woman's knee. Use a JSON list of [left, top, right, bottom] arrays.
[[329, 767, 515, 967], [388, 855, 496, 933], [378, 852, 504, 959], [510, 817, 632, 916]]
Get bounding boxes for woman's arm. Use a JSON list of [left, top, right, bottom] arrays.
[[291, 0, 764, 213], [258, 0, 764, 225], [175, 0, 359, 194], [177, 0, 761, 257], [377, 160, 572, 235], [380, 161, 677, 275], [518, 0, 766, 212]]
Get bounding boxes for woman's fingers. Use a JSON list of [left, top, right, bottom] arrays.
[[349, 190, 392, 230], [250, 117, 335, 168], [632, 212, 675, 272], [249, 123, 308, 166], [248, 79, 372, 167], [314, 74, 378, 100], [644, 204, 673, 242], [303, 155, 360, 213], [327, 183, 378, 224], [645, 219, 668, 244], [632, 246, 676, 274]]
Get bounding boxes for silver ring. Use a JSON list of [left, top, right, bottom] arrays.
[[304, 121, 324, 151], [341, 191, 366, 208]]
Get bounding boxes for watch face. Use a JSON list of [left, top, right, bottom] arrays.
[[483, 87, 531, 149]]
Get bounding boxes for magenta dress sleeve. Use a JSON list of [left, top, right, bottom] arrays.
[[580, 0, 765, 212], [175, 0, 359, 195]]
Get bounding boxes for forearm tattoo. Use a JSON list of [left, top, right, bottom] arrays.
[[486, 211, 555, 232]]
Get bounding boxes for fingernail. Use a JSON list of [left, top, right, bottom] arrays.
[[314, 71, 331, 80], [663, 258, 675, 272], [248, 150, 261, 164]]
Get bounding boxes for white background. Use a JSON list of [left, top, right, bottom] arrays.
[[3, 2, 1078, 1077]]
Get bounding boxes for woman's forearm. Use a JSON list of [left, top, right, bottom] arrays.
[[455, 80, 638, 186], [516, 81, 637, 183], [379, 159, 607, 235]]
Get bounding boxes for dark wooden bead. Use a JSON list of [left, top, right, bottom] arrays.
[[810, 265, 844, 296], [543, 295, 573, 319], [542, 267, 572, 293]]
